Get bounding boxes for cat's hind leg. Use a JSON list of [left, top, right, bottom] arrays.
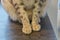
[[1, 0, 18, 21]]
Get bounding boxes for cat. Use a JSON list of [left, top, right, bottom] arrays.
[[1, 0, 48, 34]]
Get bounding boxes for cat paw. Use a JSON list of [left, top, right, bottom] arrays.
[[22, 25, 32, 34], [32, 24, 41, 31]]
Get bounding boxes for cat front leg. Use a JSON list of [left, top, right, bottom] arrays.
[[32, 2, 41, 31], [17, 5, 32, 34]]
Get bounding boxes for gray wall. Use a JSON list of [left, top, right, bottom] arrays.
[[47, 0, 58, 39]]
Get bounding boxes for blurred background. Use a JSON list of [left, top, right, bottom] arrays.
[[58, 0, 60, 40]]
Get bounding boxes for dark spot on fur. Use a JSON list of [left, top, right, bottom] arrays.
[[15, 7, 20, 11], [40, 0, 46, 2], [35, 0, 37, 3], [20, 2, 24, 5], [14, 3, 17, 7], [38, 11, 40, 14], [24, 7, 27, 11], [17, 12, 20, 14], [20, 16, 23, 19], [32, 5, 35, 9], [14, 3, 20, 11], [30, 20, 32, 23], [39, 3, 42, 7], [10, 0, 14, 5]]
